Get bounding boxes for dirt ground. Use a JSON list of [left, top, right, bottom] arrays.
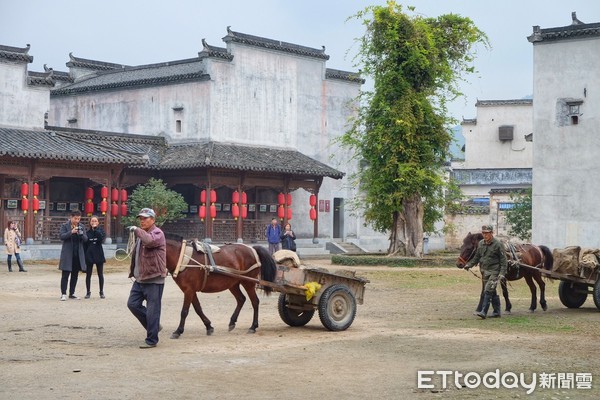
[[1, 258, 599, 400]]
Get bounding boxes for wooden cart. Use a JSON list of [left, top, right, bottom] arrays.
[[515, 261, 600, 310], [209, 263, 369, 331]]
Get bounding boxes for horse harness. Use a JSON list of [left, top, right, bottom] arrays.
[[172, 240, 261, 291], [505, 242, 545, 279]]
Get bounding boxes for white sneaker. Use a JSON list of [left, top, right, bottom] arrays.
[[60, 294, 67, 301]]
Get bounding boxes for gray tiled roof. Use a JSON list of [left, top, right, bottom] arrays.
[[52, 58, 209, 95], [66, 53, 129, 70], [2, 127, 343, 179], [476, 99, 533, 107], [325, 68, 365, 84], [0, 44, 33, 63], [528, 13, 600, 43]]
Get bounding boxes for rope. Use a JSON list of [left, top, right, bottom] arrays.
[[114, 231, 136, 261]]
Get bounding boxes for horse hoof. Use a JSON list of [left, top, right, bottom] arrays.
[[542, 305, 548, 311], [247, 328, 256, 334], [170, 332, 180, 339], [504, 310, 511, 315], [528, 309, 535, 313], [228, 324, 236, 332], [206, 328, 214, 336]]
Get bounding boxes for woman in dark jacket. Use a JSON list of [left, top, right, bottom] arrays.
[[280, 223, 297, 252], [59, 211, 88, 300], [84, 215, 106, 299]]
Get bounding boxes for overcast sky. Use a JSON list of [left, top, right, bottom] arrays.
[[1, 0, 599, 121]]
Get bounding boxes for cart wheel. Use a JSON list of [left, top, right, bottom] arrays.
[[277, 294, 315, 327], [318, 284, 356, 331], [593, 279, 600, 311], [558, 281, 588, 308]]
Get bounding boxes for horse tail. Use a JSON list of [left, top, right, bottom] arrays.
[[539, 245, 554, 271], [253, 245, 277, 295]]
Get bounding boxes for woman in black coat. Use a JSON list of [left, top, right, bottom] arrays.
[[280, 223, 297, 252], [84, 215, 106, 299]]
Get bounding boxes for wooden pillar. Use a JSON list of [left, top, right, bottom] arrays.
[[104, 171, 112, 244], [0, 175, 4, 243], [25, 175, 35, 244], [312, 178, 322, 243], [205, 171, 213, 242]]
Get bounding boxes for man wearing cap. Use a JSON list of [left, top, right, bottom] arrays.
[[464, 225, 507, 319], [126, 208, 167, 348]]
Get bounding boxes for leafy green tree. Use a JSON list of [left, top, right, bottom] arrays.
[[122, 178, 188, 227], [341, 1, 488, 256], [505, 188, 532, 241]]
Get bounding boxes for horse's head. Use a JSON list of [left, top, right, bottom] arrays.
[[456, 232, 483, 269]]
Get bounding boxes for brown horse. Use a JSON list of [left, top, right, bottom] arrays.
[[164, 233, 277, 337], [456, 232, 554, 313]]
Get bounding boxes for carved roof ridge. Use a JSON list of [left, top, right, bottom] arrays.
[[528, 12, 600, 43], [0, 43, 33, 63], [476, 99, 533, 106], [199, 38, 233, 61], [223, 26, 330, 60], [67, 52, 129, 70], [325, 68, 365, 84]]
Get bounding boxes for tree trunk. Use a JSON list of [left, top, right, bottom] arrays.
[[388, 194, 424, 257]]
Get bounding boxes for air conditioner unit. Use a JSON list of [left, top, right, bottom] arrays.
[[498, 125, 514, 141]]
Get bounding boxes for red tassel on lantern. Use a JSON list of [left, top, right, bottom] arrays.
[[309, 194, 317, 207], [232, 191, 240, 204], [241, 205, 248, 219], [287, 207, 292, 221], [209, 204, 217, 219], [210, 190, 217, 204], [232, 204, 240, 220], [310, 208, 317, 221], [199, 205, 206, 220], [278, 193, 285, 205], [286, 193, 292, 207], [277, 205, 285, 220], [120, 189, 128, 202], [121, 203, 128, 217], [111, 188, 119, 202], [241, 191, 247, 205], [21, 198, 29, 214]]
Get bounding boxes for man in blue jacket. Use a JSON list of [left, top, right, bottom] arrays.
[[265, 218, 281, 255]]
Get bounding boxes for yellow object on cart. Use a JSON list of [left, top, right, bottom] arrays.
[[304, 281, 322, 301]]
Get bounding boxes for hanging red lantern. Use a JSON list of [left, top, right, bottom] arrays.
[[278, 192, 285, 205], [111, 188, 119, 202], [85, 202, 94, 215], [32, 197, 40, 214], [210, 189, 217, 204], [111, 203, 118, 217], [232, 191, 240, 204], [277, 205, 285, 220], [100, 199, 108, 215], [21, 182, 29, 197], [100, 186, 108, 199], [209, 204, 217, 219], [309, 194, 317, 207], [33, 182, 39, 197], [286, 193, 292, 206], [200, 190, 207, 204], [241, 205, 248, 219], [21, 198, 29, 214], [287, 207, 292, 221], [121, 203, 128, 217], [241, 191, 247, 204], [120, 189, 128, 202], [85, 187, 94, 200], [232, 204, 240, 220], [199, 205, 206, 220], [310, 208, 317, 221]]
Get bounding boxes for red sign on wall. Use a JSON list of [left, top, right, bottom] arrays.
[[319, 199, 325, 212], [325, 200, 330, 212]]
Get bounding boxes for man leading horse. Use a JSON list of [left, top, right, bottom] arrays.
[[463, 225, 507, 319]]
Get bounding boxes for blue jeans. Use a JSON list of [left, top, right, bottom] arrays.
[[127, 281, 164, 346]]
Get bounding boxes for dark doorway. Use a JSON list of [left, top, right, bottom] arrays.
[[333, 197, 343, 239]]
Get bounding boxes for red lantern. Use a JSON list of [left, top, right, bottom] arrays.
[[100, 199, 108, 215], [85, 202, 94, 215], [232, 191, 240, 204], [277, 206, 285, 220], [33, 183, 39, 197], [286, 193, 292, 206], [278, 192, 285, 205], [111, 203, 118, 217], [121, 203, 128, 217], [210, 189, 217, 204], [241, 205, 248, 219], [287, 207, 292, 221], [32, 197, 39, 213], [111, 188, 119, 202], [200, 190, 206, 204], [232, 204, 240, 220], [241, 191, 247, 204], [21, 182, 29, 197], [21, 198, 29, 214], [199, 205, 206, 220], [100, 186, 108, 199], [309, 194, 317, 207], [209, 204, 217, 219], [310, 208, 317, 221], [120, 189, 128, 202], [85, 187, 94, 200]]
